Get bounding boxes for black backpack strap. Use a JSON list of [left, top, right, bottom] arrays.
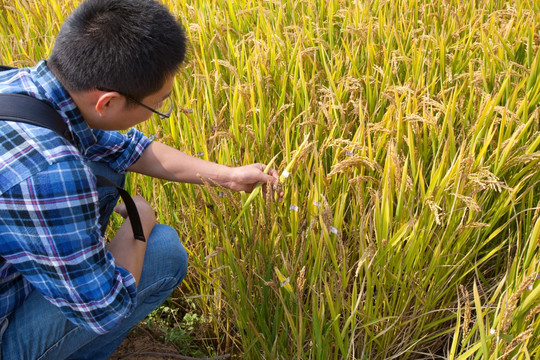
[[0, 66, 71, 141], [95, 175, 146, 241], [0, 94, 75, 144], [0, 85, 146, 241]]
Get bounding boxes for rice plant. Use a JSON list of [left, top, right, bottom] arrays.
[[2, 0, 540, 358]]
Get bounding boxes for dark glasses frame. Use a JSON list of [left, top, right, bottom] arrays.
[[97, 87, 173, 119]]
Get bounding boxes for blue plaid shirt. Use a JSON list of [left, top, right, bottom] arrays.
[[0, 61, 152, 334]]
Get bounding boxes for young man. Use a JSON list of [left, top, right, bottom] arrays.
[[0, 0, 280, 358]]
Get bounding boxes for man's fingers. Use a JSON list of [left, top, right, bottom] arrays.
[[114, 203, 128, 218]]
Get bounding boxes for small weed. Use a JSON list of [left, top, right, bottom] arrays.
[[142, 298, 213, 358]]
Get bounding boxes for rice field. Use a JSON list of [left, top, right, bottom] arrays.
[[2, 0, 540, 358]]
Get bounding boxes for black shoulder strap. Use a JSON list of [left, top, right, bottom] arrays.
[[95, 175, 147, 242], [0, 68, 146, 241], [0, 93, 75, 144]]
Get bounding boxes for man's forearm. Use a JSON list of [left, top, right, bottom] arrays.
[[128, 141, 282, 195], [127, 141, 230, 185]]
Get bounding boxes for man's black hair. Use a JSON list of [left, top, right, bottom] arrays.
[[48, 0, 187, 101]]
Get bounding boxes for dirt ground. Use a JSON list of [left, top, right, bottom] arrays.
[[109, 326, 186, 360]]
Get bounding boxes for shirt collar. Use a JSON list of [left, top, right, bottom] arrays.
[[30, 60, 97, 154]]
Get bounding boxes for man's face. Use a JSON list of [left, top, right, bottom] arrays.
[[85, 75, 175, 131]]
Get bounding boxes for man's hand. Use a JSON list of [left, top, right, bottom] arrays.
[[221, 163, 284, 201], [108, 195, 156, 284], [113, 195, 150, 219]]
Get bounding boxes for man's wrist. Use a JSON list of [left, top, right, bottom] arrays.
[[209, 164, 235, 189]]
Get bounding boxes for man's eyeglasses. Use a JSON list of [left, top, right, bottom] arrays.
[[97, 87, 173, 119]]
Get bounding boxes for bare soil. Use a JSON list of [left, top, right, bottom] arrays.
[[109, 326, 185, 360]]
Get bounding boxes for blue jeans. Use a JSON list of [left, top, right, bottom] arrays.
[[1, 162, 188, 360]]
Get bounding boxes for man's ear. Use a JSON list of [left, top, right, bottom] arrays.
[[95, 91, 123, 117]]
